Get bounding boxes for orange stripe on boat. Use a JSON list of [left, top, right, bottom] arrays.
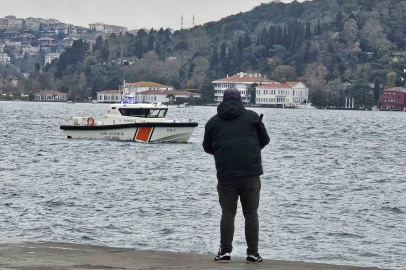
[[136, 127, 153, 142]]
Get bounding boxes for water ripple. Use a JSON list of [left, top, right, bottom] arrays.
[[0, 102, 405, 269]]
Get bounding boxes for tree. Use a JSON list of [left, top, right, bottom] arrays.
[[220, 43, 227, 60], [147, 33, 155, 51], [374, 78, 381, 101], [166, 94, 175, 102], [137, 29, 147, 39], [386, 72, 396, 89], [349, 80, 375, 109], [209, 47, 219, 69], [247, 83, 258, 104], [274, 65, 298, 82]]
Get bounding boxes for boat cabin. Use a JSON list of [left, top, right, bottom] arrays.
[[106, 103, 168, 118]]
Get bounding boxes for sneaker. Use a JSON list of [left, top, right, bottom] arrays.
[[246, 253, 263, 263], [214, 252, 231, 263]]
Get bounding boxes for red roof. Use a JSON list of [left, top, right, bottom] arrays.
[[258, 84, 291, 89], [127, 81, 172, 88], [213, 74, 274, 83], [34, 90, 68, 96], [97, 90, 120, 94], [383, 87, 406, 93], [285, 82, 300, 86], [140, 90, 200, 96]]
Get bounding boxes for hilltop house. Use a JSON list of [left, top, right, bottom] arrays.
[[88, 23, 127, 35], [38, 37, 54, 46]]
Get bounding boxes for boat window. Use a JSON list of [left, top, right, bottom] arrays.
[[119, 108, 149, 117], [147, 109, 168, 118], [158, 109, 167, 117], [147, 109, 160, 117]]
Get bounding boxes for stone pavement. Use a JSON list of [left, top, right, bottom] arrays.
[[0, 238, 385, 270]]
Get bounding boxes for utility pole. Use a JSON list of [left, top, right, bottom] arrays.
[[193, 15, 195, 27], [181, 15, 183, 30]]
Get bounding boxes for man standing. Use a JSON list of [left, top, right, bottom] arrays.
[[203, 88, 270, 263]]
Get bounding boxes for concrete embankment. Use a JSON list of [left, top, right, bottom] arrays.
[[0, 238, 385, 270]]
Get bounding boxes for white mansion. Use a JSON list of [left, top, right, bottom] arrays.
[[212, 72, 309, 107], [97, 81, 200, 103]]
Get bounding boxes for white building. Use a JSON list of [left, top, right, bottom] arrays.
[[0, 53, 11, 64], [138, 90, 201, 103], [34, 90, 68, 101], [97, 90, 122, 103], [25, 18, 41, 30], [96, 88, 200, 103], [285, 82, 309, 104], [125, 81, 173, 101], [7, 18, 24, 30], [45, 53, 61, 64], [88, 23, 127, 35], [255, 82, 309, 107], [212, 72, 277, 103]]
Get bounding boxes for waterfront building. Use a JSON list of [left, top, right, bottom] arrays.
[[212, 72, 309, 106], [97, 90, 122, 103], [212, 72, 275, 103], [256, 83, 295, 107], [256, 82, 309, 107], [138, 90, 200, 103], [125, 81, 173, 101], [0, 53, 11, 64], [34, 90, 68, 101], [380, 87, 406, 111], [45, 53, 61, 64]]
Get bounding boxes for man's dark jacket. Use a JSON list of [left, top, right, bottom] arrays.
[[203, 100, 270, 180]]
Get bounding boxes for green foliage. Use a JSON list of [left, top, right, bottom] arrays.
[[18, 0, 406, 105], [247, 83, 258, 104]]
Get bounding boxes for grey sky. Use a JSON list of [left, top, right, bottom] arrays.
[[0, 0, 301, 31]]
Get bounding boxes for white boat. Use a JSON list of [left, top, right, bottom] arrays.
[[295, 102, 316, 109], [60, 102, 198, 143]]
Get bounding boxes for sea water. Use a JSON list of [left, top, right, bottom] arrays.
[[0, 101, 405, 269]]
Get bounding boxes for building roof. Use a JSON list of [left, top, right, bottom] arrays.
[[38, 37, 54, 41], [97, 90, 121, 94], [140, 90, 200, 96], [213, 73, 274, 83], [127, 81, 172, 88], [34, 90, 68, 96], [258, 84, 292, 89], [285, 82, 300, 86], [383, 87, 406, 93]]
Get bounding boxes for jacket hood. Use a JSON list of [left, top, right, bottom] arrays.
[[217, 100, 246, 120]]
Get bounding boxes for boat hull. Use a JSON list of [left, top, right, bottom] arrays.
[[60, 122, 198, 143]]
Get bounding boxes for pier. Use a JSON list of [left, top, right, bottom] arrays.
[[0, 239, 385, 270]]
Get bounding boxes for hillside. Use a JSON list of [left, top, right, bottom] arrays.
[[3, 0, 406, 107]]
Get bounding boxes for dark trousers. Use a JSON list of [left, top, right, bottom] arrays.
[[217, 176, 261, 255]]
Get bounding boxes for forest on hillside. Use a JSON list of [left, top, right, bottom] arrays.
[[4, 0, 406, 107]]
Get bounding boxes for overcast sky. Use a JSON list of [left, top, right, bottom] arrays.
[[1, 0, 302, 30]]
